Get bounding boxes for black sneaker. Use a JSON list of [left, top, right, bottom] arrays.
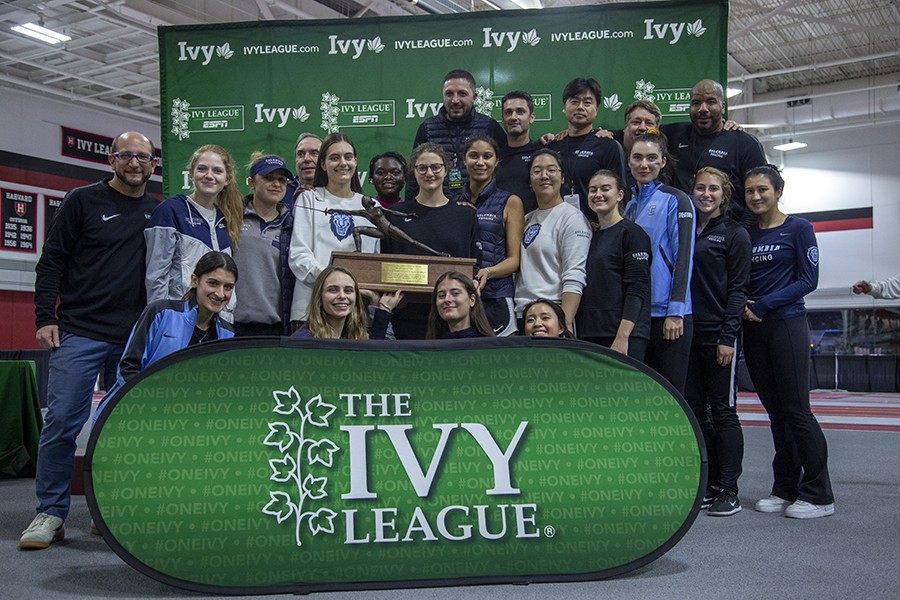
[[708, 491, 742, 517], [701, 487, 719, 509]]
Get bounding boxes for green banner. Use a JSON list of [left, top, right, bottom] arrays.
[[158, 0, 727, 197], [87, 337, 706, 595]]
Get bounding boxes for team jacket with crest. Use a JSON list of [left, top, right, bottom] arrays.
[[624, 180, 696, 319], [747, 215, 819, 320], [144, 194, 233, 309], [691, 213, 751, 346]]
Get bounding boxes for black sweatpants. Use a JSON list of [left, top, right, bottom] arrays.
[[685, 341, 744, 495], [743, 316, 834, 505], [645, 315, 693, 395]]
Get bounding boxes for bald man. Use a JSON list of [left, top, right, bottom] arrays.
[[662, 79, 767, 227], [22, 132, 159, 550]]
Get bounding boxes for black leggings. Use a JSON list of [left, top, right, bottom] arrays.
[[685, 341, 744, 494], [645, 315, 693, 395], [743, 317, 834, 505]]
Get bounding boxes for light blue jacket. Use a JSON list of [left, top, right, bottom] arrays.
[[624, 181, 695, 318]]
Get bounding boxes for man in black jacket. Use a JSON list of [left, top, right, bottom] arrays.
[[663, 79, 767, 227], [406, 69, 506, 201], [20, 131, 159, 550]]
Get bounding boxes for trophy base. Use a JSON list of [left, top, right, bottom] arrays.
[[330, 251, 476, 295]]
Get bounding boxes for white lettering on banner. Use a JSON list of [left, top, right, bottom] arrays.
[[177, 41, 234, 64], [550, 30, 634, 42], [394, 39, 474, 50], [329, 36, 366, 59], [328, 36, 385, 59], [483, 27, 521, 52], [178, 41, 214, 65], [340, 422, 528, 499], [243, 44, 320, 55], [75, 139, 112, 154], [343, 503, 539, 544], [643, 18, 706, 44], [254, 104, 310, 128], [482, 27, 541, 52], [405, 99, 442, 119]]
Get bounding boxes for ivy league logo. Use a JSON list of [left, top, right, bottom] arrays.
[[261, 386, 536, 547]]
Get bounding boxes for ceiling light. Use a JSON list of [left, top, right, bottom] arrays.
[[510, 0, 544, 8], [773, 140, 808, 152], [726, 87, 742, 98], [11, 22, 71, 44]]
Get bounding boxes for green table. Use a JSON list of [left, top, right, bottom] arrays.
[[0, 360, 42, 477]]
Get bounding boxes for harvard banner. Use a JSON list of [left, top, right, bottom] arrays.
[[87, 337, 706, 595], [158, 0, 727, 197]]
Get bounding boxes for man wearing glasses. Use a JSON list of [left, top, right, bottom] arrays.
[[548, 77, 627, 225], [405, 69, 506, 202], [21, 132, 159, 550]]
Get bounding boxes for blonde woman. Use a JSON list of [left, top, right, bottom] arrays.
[[145, 144, 243, 321]]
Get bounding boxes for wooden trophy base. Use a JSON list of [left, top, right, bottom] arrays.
[[330, 252, 476, 296]]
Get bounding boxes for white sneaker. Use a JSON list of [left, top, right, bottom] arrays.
[[785, 500, 835, 519], [754, 495, 791, 513], [19, 513, 65, 550]]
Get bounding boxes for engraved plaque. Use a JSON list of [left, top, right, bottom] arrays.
[[381, 262, 429, 285]]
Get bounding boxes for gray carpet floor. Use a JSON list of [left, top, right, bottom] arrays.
[[2, 425, 897, 599]]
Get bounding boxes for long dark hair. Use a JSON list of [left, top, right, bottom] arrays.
[[426, 271, 495, 339], [182, 251, 238, 302], [521, 299, 573, 338], [313, 132, 363, 192], [631, 128, 675, 185]]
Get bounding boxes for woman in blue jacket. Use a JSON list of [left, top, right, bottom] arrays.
[[742, 165, 834, 519], [623, 129, 695, 393], [144, 145, 243, 321], [100, 252, 237, 409]]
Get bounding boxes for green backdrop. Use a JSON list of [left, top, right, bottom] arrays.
[[158, 0, 727, 197]]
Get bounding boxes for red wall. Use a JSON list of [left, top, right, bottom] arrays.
[[0, 289, 39, 349]]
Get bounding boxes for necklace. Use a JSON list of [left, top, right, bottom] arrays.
[[192, 325, 212, 345]]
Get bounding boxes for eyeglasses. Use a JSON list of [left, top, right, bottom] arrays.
[[530, 166, 561, 177], [414, 163, 445, 175], [112, 151, 155, 164]]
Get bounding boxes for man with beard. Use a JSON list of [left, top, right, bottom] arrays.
[[21, 132, 159, 550], [496, 90, 542, 214], [406, 69, 506, 201], [664, 79, 766, 227]]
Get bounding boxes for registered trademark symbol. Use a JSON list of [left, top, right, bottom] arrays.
[[544, 525, 556, 538]]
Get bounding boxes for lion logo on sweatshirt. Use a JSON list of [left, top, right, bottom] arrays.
[[330, 213, 354, 241]]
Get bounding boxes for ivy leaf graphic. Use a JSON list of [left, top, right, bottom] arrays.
[[263, 422, 296, 452], [307, 438, 339, 467], [302, 474, 328, 500], [269, 454, 298, 483], [367, 37, 385, 53], [216, 43, 234, 59], [273, 386, 303, 415], [604, 93, 623, 111], [293, 106, 310, 121], [522, 29, 541, 46], [262, 491, 295, 523], [308, 508, 337, 535], [687, 19, 706, 37], [304, 394, 337, 427]]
